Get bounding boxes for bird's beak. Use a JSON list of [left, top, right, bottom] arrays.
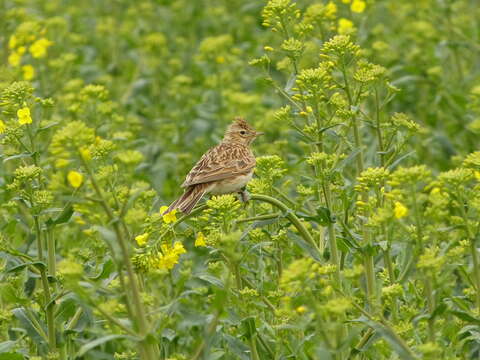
[[255, 131, 265, 137]]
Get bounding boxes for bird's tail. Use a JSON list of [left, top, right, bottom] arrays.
[[164, 184, 208, 215]]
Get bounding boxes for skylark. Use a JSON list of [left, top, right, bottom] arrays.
[[164, 117, 263, 215]]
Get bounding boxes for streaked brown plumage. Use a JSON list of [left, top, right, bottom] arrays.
[[164, 117, 263, 214]]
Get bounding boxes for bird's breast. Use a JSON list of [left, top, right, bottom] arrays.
[[209, 171, 254, 195]]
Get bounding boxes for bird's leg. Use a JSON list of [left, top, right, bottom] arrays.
[[238, 187, 250, 203]]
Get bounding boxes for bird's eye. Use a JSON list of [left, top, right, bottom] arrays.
[[240, 130, 246, 135]]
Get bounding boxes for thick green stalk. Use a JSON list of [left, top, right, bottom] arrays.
[[174, 195, 319, 259], [249, 336, 260, 360], [250, 194, 319, 254], [46, 229, 57, 293], [34, 216, 56, 351]]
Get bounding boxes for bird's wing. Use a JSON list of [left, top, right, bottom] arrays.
[[181, 143, 255, 187]]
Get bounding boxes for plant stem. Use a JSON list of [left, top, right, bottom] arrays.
[[424, 273, 436, 343], [173, 195, 319, 259], [46, 229, 57, 292], [250, 194, 320, 256], [236, 212, 282, 223], [457, 196, 480, 312], [470, 238, 480, 312], [34, 216, 56, 351], [249, 336, 261, 360]]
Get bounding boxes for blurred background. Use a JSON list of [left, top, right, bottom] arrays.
[[3, 0, 479, 203]]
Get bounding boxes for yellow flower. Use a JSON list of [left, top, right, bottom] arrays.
[[79, 147, 92, 161], [159, 206, 177, 223], [338, 18, 355, 35], [22, 65, 35, 81], [158, 252, 179, 270], [17, 107, 32, 125], [29, 38, 53, 58], [195, 232, 207, 247], [8, 52, 22, 67], [325, 2, 337, 19], [67, 170, 84, 188], [296, 305, 307, 314], [475, 171, 480, 181], [135, 233, 149, 247], [0, 120, 6, 133], [173, 242, 186, 255], [154, 242, 186, 270], [342, 0, 351, 3], [9, 35, 18, 49], [55, 159, 70, 168], [264, 46, 274, 51], [394, 201, 408, 219], [215, 55, 225, 64], [351, 0, 366, 13]]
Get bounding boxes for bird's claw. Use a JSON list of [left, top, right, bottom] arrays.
[[239, 189, 251, 203]]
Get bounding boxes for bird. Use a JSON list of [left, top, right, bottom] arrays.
[[164, 117, 263, 215]]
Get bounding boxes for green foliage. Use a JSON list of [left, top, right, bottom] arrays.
[[1, 0, 480, 359]]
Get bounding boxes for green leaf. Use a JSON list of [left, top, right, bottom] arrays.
[[36, 121, 59, 132], [288, 231, 322, 262], [6, 261, 46, 274], [387, 151, 415, 171], [2, 153, 33, 163], [12, 308, 47, 345], [209, 350, 226, 360], [0, 353, 23, 360], [0, 341, 16, 353], [94, 226, 121, 260], [45, 205, 74, 227], [0, 284, 28, 306], [196, 274, 224, 288], [89, 258, 115, 280], [75, 334, 134, 357], [297, 207, 335, 226], [350, 316, 417, 360], [450, 310, 480, 325], [430, 303, 447, 320], [242, 316, 257, 339]]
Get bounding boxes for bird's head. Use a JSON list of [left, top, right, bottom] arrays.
[[223, 117, 264, 145]]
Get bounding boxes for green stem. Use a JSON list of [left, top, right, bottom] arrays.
[[374, 86, 385, 167], [65, 307, 83, 331], [324, 184, 341, 284], [352, 328, 374, 357], [191, 312, 220, 360], [236, 212, 282, 223], [250, 194, 319, 255], [424, 273, 436, 343], [172, 195, 319, 261], [249, 336, 261, 360], [411, 185, 423, 248], [470, 238, 480, 312], [47, 229, 57, 292], [457, 195, 480, 312], [34, 216, 56, 351]]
